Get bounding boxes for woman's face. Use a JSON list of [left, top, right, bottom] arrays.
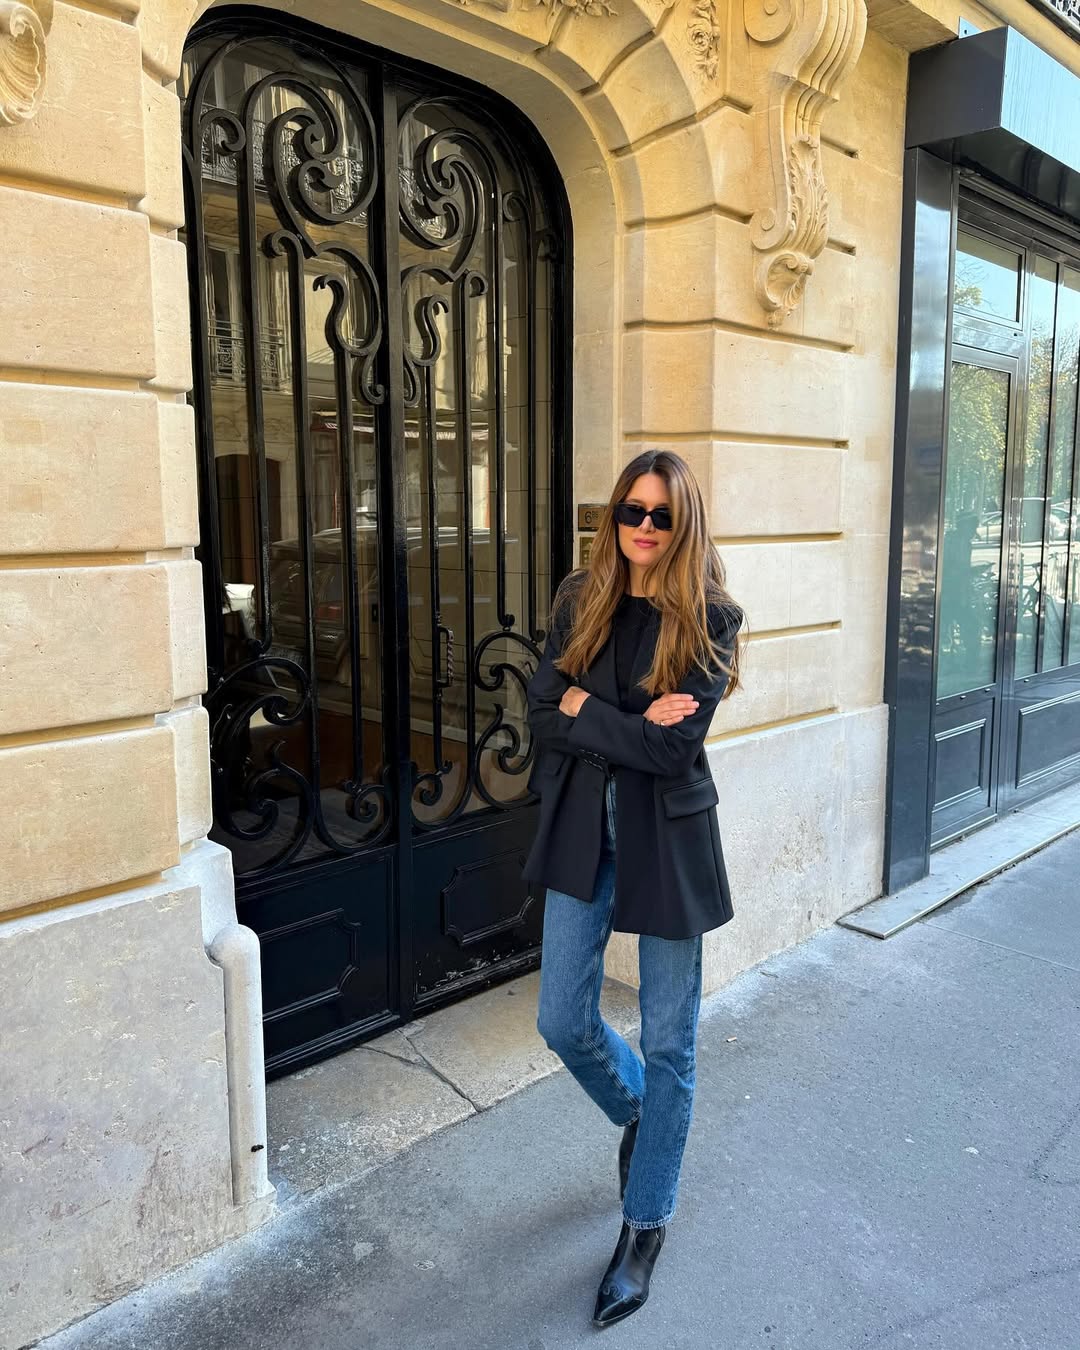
[[616, 471, 673, 570]]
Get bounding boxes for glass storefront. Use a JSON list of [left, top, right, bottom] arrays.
[[932, 191, 1080, 844]]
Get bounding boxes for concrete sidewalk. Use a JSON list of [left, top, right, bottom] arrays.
[[41, 833, 1080, 1350]]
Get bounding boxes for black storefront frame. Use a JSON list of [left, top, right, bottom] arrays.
[[883, 27, 1080, 894]]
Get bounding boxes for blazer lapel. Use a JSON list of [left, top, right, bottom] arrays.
[[583, 625, 618, 706]]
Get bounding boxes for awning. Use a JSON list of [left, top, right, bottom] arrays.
[[907, 26, 1080, 220]]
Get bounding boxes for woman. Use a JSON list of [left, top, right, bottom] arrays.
[[523, 449, 743, 1328]]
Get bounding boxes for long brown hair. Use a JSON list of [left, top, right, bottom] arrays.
[[553, 450, 743, 696]]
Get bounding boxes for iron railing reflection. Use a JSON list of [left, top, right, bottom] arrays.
[[210, 320, 288, 388], [200, 117, 436, 222], [200, 115, 367, 215]]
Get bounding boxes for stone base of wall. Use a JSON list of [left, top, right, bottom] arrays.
[[0, 842, 274, 1350], [606, 707, 888, 993]]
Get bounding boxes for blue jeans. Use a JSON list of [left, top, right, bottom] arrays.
[[537, 775, 704, 1229]]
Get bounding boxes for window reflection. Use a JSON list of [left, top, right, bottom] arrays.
[[954, 230, 1022, 323], [1043, 268, 1080, 671], [937, 362, 1010, 700], [1015, 257, 1056, 678], [181, 37, 389, 874]]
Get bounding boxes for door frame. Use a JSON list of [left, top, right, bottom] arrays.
[[930, 341, 1021, 846], [885, 151, 1080, 892], [956, 192, 1080, 818], [181, 6, 575, 1074]]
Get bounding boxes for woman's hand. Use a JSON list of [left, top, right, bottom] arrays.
[[559, 687, 591, 718], [644, 693, 699, 727]]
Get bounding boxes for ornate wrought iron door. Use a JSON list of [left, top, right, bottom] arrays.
[[180, 12, 569, 1075]]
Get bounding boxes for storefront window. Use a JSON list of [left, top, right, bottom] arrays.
[[1043, 268, 1080, 670], [1015, 257, 1057, 678], [954, 230, 1022, 324]]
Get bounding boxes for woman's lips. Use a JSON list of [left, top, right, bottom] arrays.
[[633, 538, 658, 548]]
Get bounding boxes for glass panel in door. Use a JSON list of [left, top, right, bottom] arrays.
[[1070, 274, 1080, 665], [937, 360, 1011, 699], [1015, 257, 1057, 678], [1043, 268, 1080, 670], [180, 36, 392, 878]]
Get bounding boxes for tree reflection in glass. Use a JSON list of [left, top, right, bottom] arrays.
[[938, 362, 1010, 700]]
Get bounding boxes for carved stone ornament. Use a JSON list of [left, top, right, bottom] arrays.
[[0, 0, 51, 126], [455, 0, 615, 12], [531, 0, 616, 14], [744, 0, 866, 328], [688, 0, 722, 79]]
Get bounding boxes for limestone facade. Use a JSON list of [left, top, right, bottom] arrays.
[[1, 0, 1078, 1342]]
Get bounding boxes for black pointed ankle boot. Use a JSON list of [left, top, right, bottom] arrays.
[[592, 1220, 665, 1328], [618, 1118, 639, 1201]]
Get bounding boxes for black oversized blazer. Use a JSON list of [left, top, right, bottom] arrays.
[[522, 579, 742, 940]]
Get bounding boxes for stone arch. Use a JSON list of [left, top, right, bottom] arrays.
[[140, 0, 865, 349], [140, 0, 758, 492]]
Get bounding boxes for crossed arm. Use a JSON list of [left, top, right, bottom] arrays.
[[526, 603, 741, 779]]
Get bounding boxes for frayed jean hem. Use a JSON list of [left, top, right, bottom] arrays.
[[623, 1209, 674, 1231]]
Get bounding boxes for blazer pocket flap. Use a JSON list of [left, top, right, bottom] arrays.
[[661, 776, 719, 818]]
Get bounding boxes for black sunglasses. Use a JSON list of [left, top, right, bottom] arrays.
[[613, 501, 674, 531]]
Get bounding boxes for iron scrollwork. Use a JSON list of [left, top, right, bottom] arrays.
[[398, 100, 555, 829], [181, 27, 562, 881], [182, 35, 392, 877]]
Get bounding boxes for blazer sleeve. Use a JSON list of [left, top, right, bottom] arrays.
[[566, 604, 742, 777], [525, 591, 579, 756]]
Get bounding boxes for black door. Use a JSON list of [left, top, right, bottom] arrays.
[[179, 11, 571, 1074], [932, 189, 1080, 845]]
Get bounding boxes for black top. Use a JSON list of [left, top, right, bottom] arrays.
[[613, 594, 654, 710]]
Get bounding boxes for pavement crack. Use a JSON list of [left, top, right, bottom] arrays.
[[920, 921, 1080, 974], [1029, 1093, 1080, 1185], [360, 1040, 482, 1111], [859, 1258, 1080, 1345], [402, 1043, 484, 1114], [363, 1042, 420, 1067]]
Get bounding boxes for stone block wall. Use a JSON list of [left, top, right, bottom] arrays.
[[0, 2, 273, 1345]]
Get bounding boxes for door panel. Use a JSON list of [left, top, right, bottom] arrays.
[[1040, 267, 1080, 671], [1016, 688, 1080, 786], [936, 358, 1011, 699], [932, 348, 1015, 843], [183, 32, 393, 889], [256, 851, 395, 1071], [397, 94, 556, 832], [933, 704, 995, 822], [1000, 255, 1080, 805], [933, 191, 1080, 848], [412, 811, 544, 1008], [180, 15, 568, 1074]]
